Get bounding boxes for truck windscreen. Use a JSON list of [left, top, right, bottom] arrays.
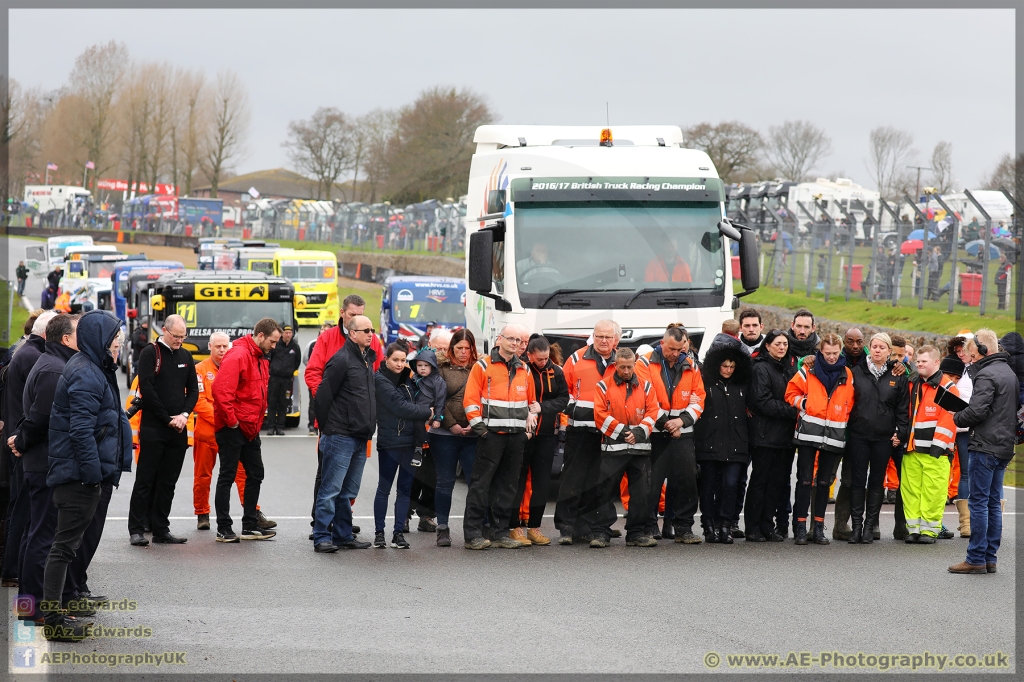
[[176, 301, 293, 335], [393, 298, 464, 325], [87, 262, 118, 279], [513, 201, 726, 304], [280, 263, 335, 282]]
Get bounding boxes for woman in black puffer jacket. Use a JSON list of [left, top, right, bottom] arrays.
[[373, 339, 433, 550], [744, 329, 798, 542], [695, 338, 752, 544]]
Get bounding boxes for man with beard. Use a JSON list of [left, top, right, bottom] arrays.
[[842, 328, 866, 367], [786, 309, 820, 362], [739, 309, 765, 354]]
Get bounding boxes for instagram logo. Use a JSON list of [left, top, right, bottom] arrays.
[[13, 594, 35, 617]]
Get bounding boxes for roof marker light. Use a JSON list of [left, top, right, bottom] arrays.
[[600, 128, 613, 147]]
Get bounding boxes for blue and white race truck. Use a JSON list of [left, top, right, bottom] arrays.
[[379, 276, 466, 348]]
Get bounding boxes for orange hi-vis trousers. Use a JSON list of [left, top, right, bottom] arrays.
[[193, 441, 258, 516]]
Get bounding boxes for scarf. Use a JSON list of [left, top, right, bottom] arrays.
[[787, 330, 821, 359], [866, 358, 887, 379], [813, 351, 846, 396]]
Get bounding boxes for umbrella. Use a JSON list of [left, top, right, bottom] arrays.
[[901, 239, 923, 255], [907, 229, 938, 241], [992, 237, 1018, 254], [964, 240, 1002, 259]]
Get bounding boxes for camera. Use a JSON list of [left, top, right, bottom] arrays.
[[125, 396, 143, 419]]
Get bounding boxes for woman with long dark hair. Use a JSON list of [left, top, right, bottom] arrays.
[[507, 335, 569, 545], [429, 328, 479, 547], [744, 329, 798, 542], [372, 339, 433, 549]]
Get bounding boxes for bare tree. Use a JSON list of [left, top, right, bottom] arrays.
[[864, 126, 917, 200], [175, 70, 208, 196], [929, 141, 954, 194], [146, 66, 175, 192], [384, 87, 494, 203], [121, 63, 157, 195], [352, 108, 397, 203], [203, 70, 250, 199], [982, 153, 1023, 196], [69, 41, 128, 191], [683, 121, 763, 183], [284, 107, 354, 201], [764, 120, 832, 182]]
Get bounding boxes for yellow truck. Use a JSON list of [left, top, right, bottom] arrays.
[[246, 249, 340, 326]]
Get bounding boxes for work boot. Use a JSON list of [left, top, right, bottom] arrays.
[[955, 499, 971, 537], [589, 536, 610, 548], [938, 525, 955, 540], [625, 534, 658, 547], [947, 561, 986, 574], [509, 527, 532, 546], [812, 521, 830, 545], [256, 511, 277, 530], [703, 525, 719, 544], [918, 534, 936, 544], [527, 528, 551, 546], [491, 534, 524, 549], [794, 520, 808, 545], [848, 486, 865, 544], [675, 529, 702, 544], [197, 514, 210, 530], [43, 615, 89, 642], [717, 522, 734, 545], [558, 530, 573, 545], [730, 523, 744, 539], [464, 536, 491, 550], [661, 519, 675, 540], [832, 485, 852, 540], [417, 517, 437, 533], [436, 525, 451, 547]]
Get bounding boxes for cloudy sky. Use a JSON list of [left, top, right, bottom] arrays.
[[9, 8, 1015, 188]]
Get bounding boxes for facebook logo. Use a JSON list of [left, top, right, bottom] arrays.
[[14, 646, 36, 668], [13, 621, 35, 642]]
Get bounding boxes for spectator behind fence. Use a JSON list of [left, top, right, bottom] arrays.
[[949, 329, 1020, 575]]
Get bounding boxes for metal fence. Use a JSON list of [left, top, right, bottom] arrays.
[[755, 189, 1023, 322]]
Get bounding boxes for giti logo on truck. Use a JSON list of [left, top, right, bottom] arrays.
[[195, 284, 269, 300]]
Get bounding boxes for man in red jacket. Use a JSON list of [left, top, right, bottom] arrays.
[[304, 294, 383, 537], [212, 318, 282, 543]]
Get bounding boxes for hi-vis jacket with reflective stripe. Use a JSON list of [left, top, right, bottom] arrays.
[[908, 372, 958, 457], [464, 348, 535, 436], [594, 374, 659, 455], [637, 344, 706, 435], [784, 365, 854, 453], [563, 345, 617, 430]]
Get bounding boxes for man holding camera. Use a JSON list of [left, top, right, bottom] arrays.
[[128, 315, 198, 546]]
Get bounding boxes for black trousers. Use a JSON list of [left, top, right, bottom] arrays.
[[267, 376, 291, 429], [463, 432, 525, 541], [65, 482, 112, 598], [744, 447, 792, 535], [307, 388, 316, 429], [2, 455, 29, 579], [215, 428, 264, 533], [795, 446, 839, 522], [583, 453, 651, 540], [311, 443, 323, 528], [699, 460, 745, 528], [847, 436, 892, 491], [42, 482, 100, 618], [774, 449, 795, 531], [731, 464, 749, 524], [648, 435, 699, 533], [510, 434, 557, 528], [553, 429, 602, 536], [128, 427, 188, 536], [889, 446, 907, 532], [18, 472, 72, 615], [409, 451, 437, 520]]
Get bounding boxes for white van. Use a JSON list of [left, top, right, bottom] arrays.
[[24, 235, 96, 277]]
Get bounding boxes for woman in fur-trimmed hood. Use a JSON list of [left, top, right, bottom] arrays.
[[694, 336, 752, 543]]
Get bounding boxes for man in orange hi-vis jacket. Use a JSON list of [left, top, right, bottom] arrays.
[[192, 332, 273, 532], [586, 348, 660, 548]]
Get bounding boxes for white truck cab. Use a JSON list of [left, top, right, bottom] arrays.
[[463, 125, 759, 358]]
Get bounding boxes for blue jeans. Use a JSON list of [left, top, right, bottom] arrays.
[[956, 433, 971, 499], [966, 451, 1008, 566], [430, 433, 477, 526], [374, 446, 415, 534], [313, 435, 367, 545]]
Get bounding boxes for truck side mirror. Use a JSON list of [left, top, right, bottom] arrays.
[[468, 230, 494, 292], [738, 227, 760, 292], [486, 190, 506, 216]]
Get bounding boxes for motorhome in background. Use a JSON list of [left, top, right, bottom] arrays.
[[785, 177, 884, 241], [24, 235, 96, 276], [463, 124, 760, 359], [23, 185, 92, 214]]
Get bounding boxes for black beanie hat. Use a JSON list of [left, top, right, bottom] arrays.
[[939, 355, 965, 378]]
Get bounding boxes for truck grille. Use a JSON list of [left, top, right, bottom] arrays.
[[303, 293, 328, 305]]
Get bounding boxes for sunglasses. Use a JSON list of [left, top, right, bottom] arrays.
[[352, 327, 375, 334]]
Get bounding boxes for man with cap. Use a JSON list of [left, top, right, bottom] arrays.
[[267, 321, 302, 436]]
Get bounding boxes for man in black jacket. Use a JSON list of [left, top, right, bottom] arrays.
[[786, 309, 820, 360], [8, 313, 78, 623], [130, 317, 150, 380], [1, 310, 56, 585], [128, 314, 198, 545], [310, 315, 376, 553], [949, 329, 1020, 574], [267, 322, 301, 436]]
